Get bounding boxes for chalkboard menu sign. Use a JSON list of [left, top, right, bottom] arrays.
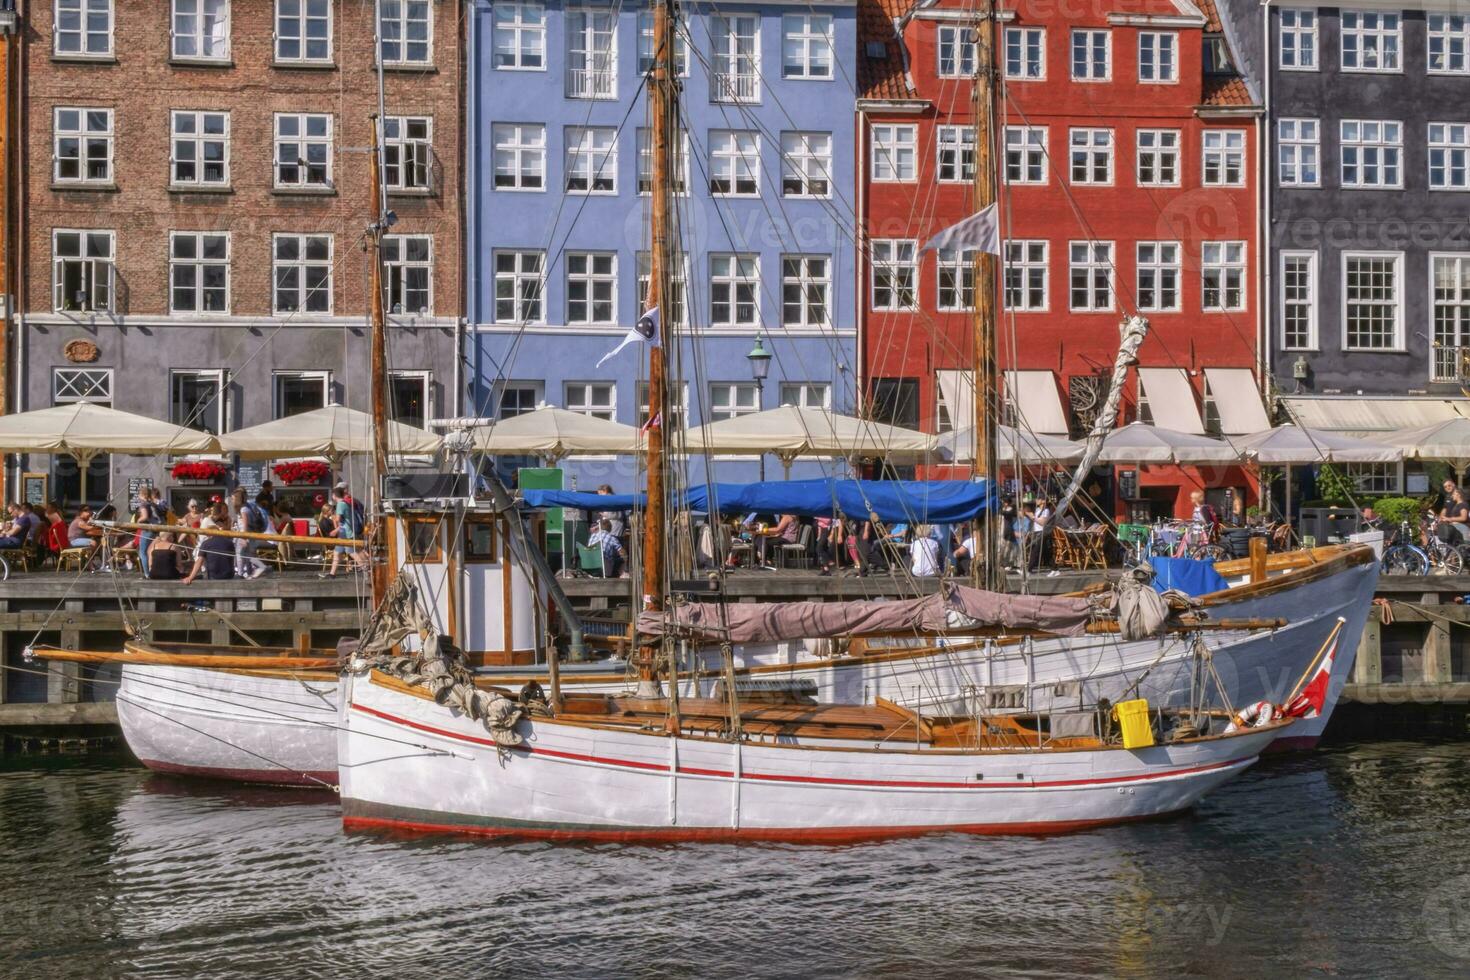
[[127, 476, 154, 505], [236, 461, 268, 498], [22, 472, 47, 507], [1118, 468, 1139, 501]]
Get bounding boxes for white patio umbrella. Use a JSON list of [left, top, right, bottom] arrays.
[[455, 406, 641, 463], [683, 405, 936, 478], [218, 404, 441, 461], [1234, 424, 1402, 525], [1095, 422, 1240, 464], [0, 403, 219, 502], [938, 424, 1084, 465], [1371, 417, 1470, 478]]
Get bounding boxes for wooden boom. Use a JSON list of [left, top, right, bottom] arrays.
[[34, 647, 338, 670], [101, 520, 365, 549]]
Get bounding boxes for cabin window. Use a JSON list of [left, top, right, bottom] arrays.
[[465, 516, 498, 562], [405, 517, 442, 563]]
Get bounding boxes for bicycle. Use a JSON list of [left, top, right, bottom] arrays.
[[1380, 518, 1470, 576], [1149, 520, 1231, 563]]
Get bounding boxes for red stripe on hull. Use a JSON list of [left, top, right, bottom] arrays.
[[139, 757, 337, 790]]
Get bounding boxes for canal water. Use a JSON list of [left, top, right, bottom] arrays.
[[2, 740, 1469, 979]]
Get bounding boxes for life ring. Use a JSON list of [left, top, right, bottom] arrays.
[[1226, 700, 1278, 732]]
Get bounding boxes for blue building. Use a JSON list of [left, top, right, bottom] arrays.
[[466, 0, 860, 491]]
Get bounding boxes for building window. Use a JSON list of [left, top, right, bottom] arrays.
[[384, 116, 432, 191], [172, 0, 230, 61], [1068, 241, 1113, 311], [169, 232, 230, 314], [1136, 129, 1179, 186], [52, 230, 114, 313], [566, 7, 617, 99], [1071, 29, 1110, 80], [1344, 463, 1399, 495], [1202, 130, 1245, 186], [779, 383, 830, 409], [274, 113, 332, 188], [1004, 27, 1044, 79], [55, 0, 113, 57], [170, 370, 226, 434], [275, 0, 331, 63], [637, 11, 688, 75], [710, 14, 760, 102], [709, 383, 759, 421], [779, 131, 831, 197], [383, 235, 432, 315], [938, 25, 976, 77], [871, 378, 919, 430], [53, 107, 112, 185], [1281, 252, 1317, 351], [566, 252, 616, 325], [1278, 119, 1320, 186], [565, 382, 615, 420], [936, 248, 975, 312], [1340, 120, 1401, 188], [379, 0, 431, 66], [273, 371, 329, 418], [54, 367, 113, 404], [1279, 8, 1316, 69], [710, 253, 759, 327], [1202, 241, 1246, 311], [565, 126, 616, 193], [1429, 123, 1470, 190], [1428, 15, 1470, 74], [494, 251, 544, 323], [1341, 11, 1400, 72], [1069, 128, 1112, 184], [1136, 241, 1180, 312], [1004, 126, 1046, 184], [1433, 255, 1470, 380], [1138, 32, 1177, 82], [498, 383, 540, 418], [635, 251, 687, 326], [637, 381, 688, 429], [871, 124, 917, 181], [388, 371, 432, 428], [1344, 255, 1401, 351], [1004, 240, 1048, 311], [171, 110, 229, 187], [937, 126, 975, 183], [492, 123, 544, 191], [709, 130, 759, 195], [271, 234, 332, 314], [636, 129, 689, 194], [494, 0, 545, 69], [782, 13, 832, 79], [781, 255, 830, 327], [871, 239, 917, 311]]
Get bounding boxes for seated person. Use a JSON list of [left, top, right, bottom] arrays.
[[1439, 488, 1470, 544], [952, 523, 978, 577], [67, 505, 97, 550], [146, 532, 183, 581], [0, 503, 29, 549], [755, 513, 799, 567], [182, 532, 236, 583], [587, 519, 626, 578], [909, 524, 941, 577], [1359, 505, 1383, 532], [43, 506, 69, 557]]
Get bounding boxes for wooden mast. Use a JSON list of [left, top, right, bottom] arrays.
[[368, 116, 392, 606], [971, 5, 1001, 591], [637, 0, 676, 697]]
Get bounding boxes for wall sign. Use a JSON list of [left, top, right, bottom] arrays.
[[63, 339, 100, 363]]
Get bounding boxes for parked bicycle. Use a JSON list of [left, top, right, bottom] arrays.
[[1380, 518, 1470, 576], [1149, 520, 1231, 563]]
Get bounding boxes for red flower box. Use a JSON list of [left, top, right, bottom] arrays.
[[171, 460, 229, 481], [273, 460, 331, 485]]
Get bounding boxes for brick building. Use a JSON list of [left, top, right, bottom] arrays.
[[858, 0, 1271, 519], [3, 0, 462, 510]]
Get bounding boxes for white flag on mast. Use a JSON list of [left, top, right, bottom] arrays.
[[921, 202, 1002, 255], [596, 306, 662, 369]]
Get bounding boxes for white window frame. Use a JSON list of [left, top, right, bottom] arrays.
[[779, 131, 831, 198], [937, 125, 975, 183], [387, 370, 433, 428], [1202, 130, 1246, 186], [171, 0, 231, 62], [492, 123, 545, 192], [566, 7, 617, 99], [1278, 8, 1317, 70], [1340, 119, 1402, 189], [709, 130, 760, 196], [637, 10, 689, 76], [498, 382, 542, 418], [779, 383, 831, 409], [870, 239, 917, 311], [1071, 29, 1110, 81], [383, 234, 433, 316], [710, 13, 760, 103], [564, 381, 616, 421], [1280, 251, 1319, 351], [781, 254, 831, 328], [384, 116, 433, 192], [1004, 126, 1046, 184], [1138, 32, 1177, 83], [636, 251, 688, 327], [1068, 240, 1113, 312], [170, 110, 230, 188], [1136, 129, 1180, 187], [564, 125, 617, 195], [936, 248, 975, 312], [54, 0, 114, 58], [1344, 462, 1400, 495], [53, 367, 113, 404], [937, 24, 977, 78], [1202, 241, 1247, 312], [272, 370, 331, 418], [1069, 128, 1113, 185], [493, 0, 546, 71], [274, 0, 332, 64], [1429, 123, 1470, 191], [1136, 241, 1181, 312], [169, 231, 231, 315], [378, 0, 432, 67], [1004, 240, 1048, 312], [271, 233, 334, 315], [710, 253, 760, 327], [638, 381, 688, 429], [51, 229, 115, 313], [273, 112, 333, 189], [1428, 14, 1470, 75], [493, 250, 545, 324], [871, 123, 917, 182], [1342, 252, 1404, 351], [1277, 118, 1320, 187], [565, 251, 617, 325], [782, 13, 833, 80], [1431, 253, 1470, 381], [708, 382, 760, 422], [170, 369, 227, 435], [1004, 26, 1045, 80], [1340, 11, 1401, 73], [52, 107, 113, 185], [637, 128, 690, 195]]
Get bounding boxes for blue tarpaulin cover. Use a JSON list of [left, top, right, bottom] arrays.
[[520, 490, 647, 511], [1150, 557, 1230, 597]]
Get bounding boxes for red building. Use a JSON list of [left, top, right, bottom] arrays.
[[857, 0, 1267, 519]]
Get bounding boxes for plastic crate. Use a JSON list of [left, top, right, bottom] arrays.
[[1113, 698, 1155, 749]]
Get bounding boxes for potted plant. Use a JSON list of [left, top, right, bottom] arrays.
[[273, 460, 331, 485], [171, 460, 229, 483]]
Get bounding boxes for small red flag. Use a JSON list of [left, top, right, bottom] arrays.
[[1285, 633, 1338, 719]]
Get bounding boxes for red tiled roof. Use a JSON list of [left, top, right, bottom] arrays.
[[1193, 0, 1225, 33], [1201, 74, 1254, 107], [858, 0, 912, 101]]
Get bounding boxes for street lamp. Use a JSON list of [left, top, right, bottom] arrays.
[[747, 334, 773, 481]]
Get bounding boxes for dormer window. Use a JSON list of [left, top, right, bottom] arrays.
[[1203, 34, 1234, 75]]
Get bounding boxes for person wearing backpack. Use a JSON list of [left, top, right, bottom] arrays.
[[321, 483, 368, 578], [231, 489, 269, 579]]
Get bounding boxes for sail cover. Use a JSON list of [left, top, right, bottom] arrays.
[[521, 490, 647, 511], [637, 585, 1094, 642]]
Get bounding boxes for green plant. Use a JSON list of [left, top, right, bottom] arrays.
[[1315, 464, 1356, 505], [1373, 496, 1425, 528], [1245, 505, 1261, 518]]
